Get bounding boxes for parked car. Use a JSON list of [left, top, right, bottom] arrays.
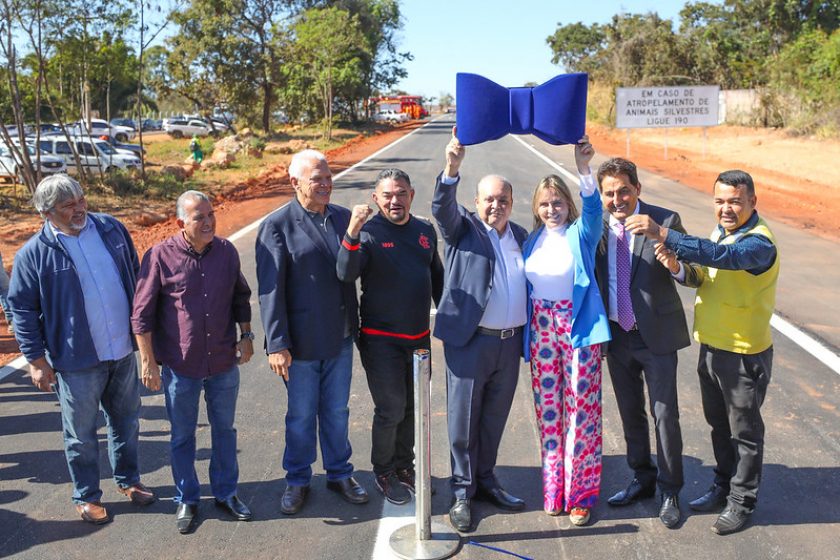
[[110, 118, 137, 130], [0, 142, 66, 182], [141, 118, 162, 131], [29, 123, 63, 136], [66, 118, 136, 142], [373, 110, 409, 124], [32, 136, 141, 175], [163, 118, 221, 138]]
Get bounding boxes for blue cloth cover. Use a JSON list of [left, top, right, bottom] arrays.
[[455, 72, 588, 146]]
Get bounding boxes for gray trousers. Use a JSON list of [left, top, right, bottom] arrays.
[[698, 343, 772, 513], [444, 331, 521, 499], [606, 322, 684, 493]]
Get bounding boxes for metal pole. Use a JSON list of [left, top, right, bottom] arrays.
[[414, 349, 432, 540], [389, 349, 459, 560]]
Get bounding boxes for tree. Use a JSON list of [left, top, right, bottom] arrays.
[[291, 6, 368, 139], [163, 0, 297, 132], [438, 91, 453, 111]]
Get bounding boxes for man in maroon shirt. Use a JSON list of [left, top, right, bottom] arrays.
[[132, 190, 254, 534]]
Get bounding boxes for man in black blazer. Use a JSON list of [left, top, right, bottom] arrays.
[[256, 149, 368, 515], [432, 129, 529, 533], [594, 157, 691, 528]]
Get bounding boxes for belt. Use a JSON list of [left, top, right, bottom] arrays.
[[476, 326, 523, 340]]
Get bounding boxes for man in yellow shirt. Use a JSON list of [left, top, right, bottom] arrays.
[[625, 170, 779, 536]]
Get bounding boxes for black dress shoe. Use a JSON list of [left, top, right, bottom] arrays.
[[475, 486, 525, 511], [281, 484, 310, 515], [607, 478, 656, 506], [712, 506, 751, 535], [176, 503, 198, 534], [326, 476, 369, 504], [215, 495, 252, 521], [449, 498, 472, 532], [689, 485, 729, 512], [659, 493, 680, 528]]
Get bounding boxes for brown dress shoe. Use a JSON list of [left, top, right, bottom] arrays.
[[118, 483, 156, 506], [76, 502, 111, 524]]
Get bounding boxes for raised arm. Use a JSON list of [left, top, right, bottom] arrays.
[[336, 204, 373, 282], [432, 127, 468, 244], [575, 136, 604, 250]]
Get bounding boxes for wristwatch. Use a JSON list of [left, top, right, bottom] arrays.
[[240, 331, 255, 341]]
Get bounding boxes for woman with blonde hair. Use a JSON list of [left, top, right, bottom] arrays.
[[521, 137, 610, 525]]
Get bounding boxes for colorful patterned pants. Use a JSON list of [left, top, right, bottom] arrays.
[[529, 298, 602, 513]]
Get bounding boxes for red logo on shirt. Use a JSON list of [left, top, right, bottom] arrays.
[[381, 242, 395, 248], [418, 233, 430, 249]]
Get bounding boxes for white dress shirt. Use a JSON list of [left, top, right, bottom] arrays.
[[479, 221, 527, 329]]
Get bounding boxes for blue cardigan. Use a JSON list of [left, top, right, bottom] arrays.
[[522, 189, 610, 359]]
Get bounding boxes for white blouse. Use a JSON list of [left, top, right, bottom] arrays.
[[525, 224, 575, 302]]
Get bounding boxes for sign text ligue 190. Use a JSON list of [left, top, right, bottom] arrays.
[[616, 86, 720, 129]]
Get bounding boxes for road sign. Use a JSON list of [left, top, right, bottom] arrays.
[[616, 86, 720, 129]]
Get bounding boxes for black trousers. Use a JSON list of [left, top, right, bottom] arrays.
[[358, 334, 429, 476], [606, 322, 684, 493], [698, 343, 772, 513]]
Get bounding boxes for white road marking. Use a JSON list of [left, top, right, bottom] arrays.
[[513, 135, 840, 377], [371, 500, 414, 560], [229, 120, 438, 244], [0, 355, 27, 381]]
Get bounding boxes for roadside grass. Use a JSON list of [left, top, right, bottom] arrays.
[[0, 122, 394, 213]]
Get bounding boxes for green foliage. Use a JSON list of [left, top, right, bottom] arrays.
[[289, 6, 369, 139]]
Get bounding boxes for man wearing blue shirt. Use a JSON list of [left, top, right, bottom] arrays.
[[8, 174, 154, 525], [626, 169, 779, 536]]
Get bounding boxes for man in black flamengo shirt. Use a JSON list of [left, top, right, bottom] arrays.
[[337, 168, 444, 505]]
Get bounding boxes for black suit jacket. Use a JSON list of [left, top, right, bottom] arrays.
[[595, 200, 690, 355], [255, 197, 358, 361]]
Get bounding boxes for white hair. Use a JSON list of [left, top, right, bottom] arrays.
[[288, 149, 327, 180], [176, 190, 211, 219], [32, 174, 84, 214]]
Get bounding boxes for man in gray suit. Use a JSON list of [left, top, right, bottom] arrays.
[[256, 149, 368, 515], [594, 157, 690, 528], [432, 129, 528, 533]]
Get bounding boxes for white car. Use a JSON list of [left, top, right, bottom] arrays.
[[66, 118, 136, 142], [32, 136, 141, 175], [163, 118, 219, 138], [0, 142, 66, 182], [373, 110, 409, 124]]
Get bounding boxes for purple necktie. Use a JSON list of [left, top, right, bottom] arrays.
[[615, 222, 636, 331]]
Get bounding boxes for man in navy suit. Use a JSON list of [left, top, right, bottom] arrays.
[[256, 149, 368, 515], [594, 157, 690, 528], [432, 129, 529, 533]]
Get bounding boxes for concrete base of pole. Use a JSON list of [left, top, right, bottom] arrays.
[[389, 522, 460, 560]]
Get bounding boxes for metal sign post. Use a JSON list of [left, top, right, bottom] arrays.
[[389, 349, 459, 560]]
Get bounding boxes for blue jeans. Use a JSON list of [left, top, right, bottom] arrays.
[[283, 337, 354, 486], [162, 364, 240, 505], [55, 353, 141, 505]]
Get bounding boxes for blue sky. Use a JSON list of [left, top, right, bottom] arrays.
[[394, 1, 708, 100]]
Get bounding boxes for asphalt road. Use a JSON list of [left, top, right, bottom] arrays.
[[1, 117, 839, 560]]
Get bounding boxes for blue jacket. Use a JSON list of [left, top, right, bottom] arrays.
[[522, 189, 610, 359], [431, 174, 529, 348], [8, 213, 139, 371], [255, 197, 358, 361]]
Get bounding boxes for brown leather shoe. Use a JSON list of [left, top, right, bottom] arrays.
[[118, 483, 156, 506], [76, 501, 110, 524]]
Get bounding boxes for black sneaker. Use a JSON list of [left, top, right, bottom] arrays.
[[375, 472, 411, 505], [395, 468, 415, 492]]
